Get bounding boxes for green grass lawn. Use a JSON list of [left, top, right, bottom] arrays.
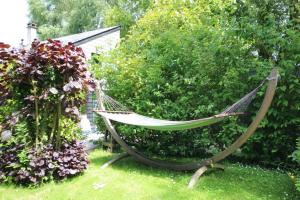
[[0, 150, 299, 200]]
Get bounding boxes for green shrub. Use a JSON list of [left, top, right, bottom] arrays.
[[92, 1, 299, 167], [292, 138, 300, 191]]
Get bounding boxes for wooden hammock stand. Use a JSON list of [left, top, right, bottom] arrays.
[[96, 68, 278, 188]]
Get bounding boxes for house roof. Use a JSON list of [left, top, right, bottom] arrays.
[[55, 26, 120, 46]]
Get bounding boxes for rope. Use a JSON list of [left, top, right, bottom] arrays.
[[222, 80, 265, 114], [94, 83, 129, 113]]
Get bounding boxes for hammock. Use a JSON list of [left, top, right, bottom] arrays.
[[94, 68, 279, 189], [94, 79, 265, 131]]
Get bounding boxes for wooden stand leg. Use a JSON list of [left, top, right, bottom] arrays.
[[188, 166, 208, 189], [188, 164, 225, 189], [101, 152, 129, 169], [110, 133, 113, 152], [103, 130, 117, 153]]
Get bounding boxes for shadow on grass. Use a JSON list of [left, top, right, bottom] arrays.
[[90, 151, 245, 193], [89, 150, 300, 200], [90, 154, 187, 175]]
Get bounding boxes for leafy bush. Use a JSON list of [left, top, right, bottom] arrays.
[[0, 141, 88, 185], [55, 141, 88, 178], [0, 39, 94, 185], [92, 0, 300, 167], [292, 138, 300, 191], [0, 39, 94, 148]]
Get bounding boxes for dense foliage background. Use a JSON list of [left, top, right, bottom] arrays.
[[92, 0, 300, 168], [293, 138, 300, 191]]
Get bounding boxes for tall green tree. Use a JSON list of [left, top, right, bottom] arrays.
[[28, 0, 152, 39], [232, 0, 300, 166], [104, 0, 153, 37], [28, 0, 106, 39]]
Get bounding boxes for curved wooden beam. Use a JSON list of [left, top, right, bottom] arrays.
[[188, 163, 225, 189], [100, 152, 129, 169], [188, 166, 208, 189], [96, 68, 278, 171]]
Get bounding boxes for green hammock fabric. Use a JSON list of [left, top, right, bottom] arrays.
[[95, 111, 241, 131]]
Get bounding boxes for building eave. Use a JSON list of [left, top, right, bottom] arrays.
[[73, 26, 120, 46]]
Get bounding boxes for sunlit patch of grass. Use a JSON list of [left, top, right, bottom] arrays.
[[0, 150, 299, 200]]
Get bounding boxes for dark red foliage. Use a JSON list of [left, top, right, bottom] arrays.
[[0, 144, 23, 182], [0, 42, 10, 49], [0, 40, 93, 185], [55, 141, 88, 178], [0, 39, 95, 123], [0, 43, 18, 105], [0, 141, 88, 185]]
